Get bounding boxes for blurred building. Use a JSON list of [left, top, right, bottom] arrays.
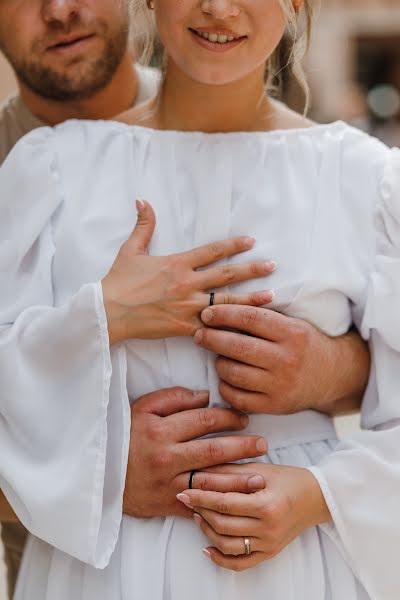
[[307, 0, 400, 145]]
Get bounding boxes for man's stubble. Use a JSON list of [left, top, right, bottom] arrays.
[[0, 12, 130, 102]]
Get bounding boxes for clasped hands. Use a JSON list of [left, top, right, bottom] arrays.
[[104, 201, 367, 572]]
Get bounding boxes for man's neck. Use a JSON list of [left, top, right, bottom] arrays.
[[18, 52, 138, 126]]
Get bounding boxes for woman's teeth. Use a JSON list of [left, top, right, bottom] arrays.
[[196, 31, 236, 44]]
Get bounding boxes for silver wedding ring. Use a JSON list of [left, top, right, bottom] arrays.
[[209, 292, 215, 306], [189, 470, 197, 490], [244, 537, 251, 555]]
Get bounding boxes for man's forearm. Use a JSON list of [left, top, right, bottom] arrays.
[[317, 329, 370, 417], [0, 489, 18, 522]]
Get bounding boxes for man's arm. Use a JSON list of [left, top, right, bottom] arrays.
[[194, 305, 369, 416], [0, 490, 17, 522]]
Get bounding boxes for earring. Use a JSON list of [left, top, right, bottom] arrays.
[[146, 0, 154, 9]]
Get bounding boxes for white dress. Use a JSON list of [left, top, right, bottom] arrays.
[[0, 120, 399, 600]]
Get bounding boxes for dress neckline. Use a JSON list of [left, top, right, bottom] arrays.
[[59, 117, 347, 141]]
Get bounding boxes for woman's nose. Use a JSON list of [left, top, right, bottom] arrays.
[[201, 0, 241, 19]]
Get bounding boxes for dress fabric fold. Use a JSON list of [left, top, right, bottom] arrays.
[[0, 120, 399, 599]]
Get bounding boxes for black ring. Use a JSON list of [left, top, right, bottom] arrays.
[[189, 470, 197, 490], [209, 292, 215, 306]]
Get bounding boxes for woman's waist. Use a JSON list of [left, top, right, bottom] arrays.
[[205, 409, 337, 451]]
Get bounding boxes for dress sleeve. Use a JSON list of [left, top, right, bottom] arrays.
[[0, 128, 130, 569], [308, 147, 400, 600]]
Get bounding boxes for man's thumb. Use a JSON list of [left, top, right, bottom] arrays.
[[127, 199, 156, 254]]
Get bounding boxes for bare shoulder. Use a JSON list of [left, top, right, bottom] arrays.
[[116, 98, 157, 128], [268, 99, 315, 132]]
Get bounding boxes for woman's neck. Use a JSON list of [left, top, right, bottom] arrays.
[[155, 62, 275, 133]]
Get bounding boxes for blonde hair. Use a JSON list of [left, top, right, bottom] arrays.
[[130, 0, 317, 113]]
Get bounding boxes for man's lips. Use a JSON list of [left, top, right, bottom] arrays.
[[47, 33, 95, 51]]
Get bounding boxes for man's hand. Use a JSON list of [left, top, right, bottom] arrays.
[[194, 305, 370, 416], [123, 387, 268, 519]]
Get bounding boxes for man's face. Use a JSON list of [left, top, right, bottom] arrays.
[[0, 0, 130, 101]]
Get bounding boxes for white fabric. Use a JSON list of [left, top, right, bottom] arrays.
[[0, 120, 399, 600]]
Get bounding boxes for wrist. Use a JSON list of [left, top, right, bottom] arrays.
[[101, 279, 128, 345], [315, 330, 369, 416], [303, 469, 331, 527]]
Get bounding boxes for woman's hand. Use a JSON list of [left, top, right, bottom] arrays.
[[177, 462, 331, 572], [102, 200, 276, 344]]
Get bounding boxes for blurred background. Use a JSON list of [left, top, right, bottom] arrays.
[[0, 0, 399, 597]]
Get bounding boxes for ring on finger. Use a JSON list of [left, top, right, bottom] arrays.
[[243, 537, 251, 556], [189, 470, 197, 490]]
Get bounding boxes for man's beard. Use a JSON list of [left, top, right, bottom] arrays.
[[3, 16, 129, 102]]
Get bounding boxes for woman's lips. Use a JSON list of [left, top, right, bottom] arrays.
[[189, 28, 246, 53]]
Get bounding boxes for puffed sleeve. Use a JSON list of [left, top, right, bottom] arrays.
[[308, 147, 400, 600], [0, 128, 130, 568]]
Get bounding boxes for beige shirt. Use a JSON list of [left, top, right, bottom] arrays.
[[0, 64, 159, 165]]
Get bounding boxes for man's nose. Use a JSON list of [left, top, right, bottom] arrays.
[[201, 0, 241, 19], [41, 0, 80, 24]]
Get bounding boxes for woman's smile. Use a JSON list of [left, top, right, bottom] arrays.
[[189, 27, 247, 52]]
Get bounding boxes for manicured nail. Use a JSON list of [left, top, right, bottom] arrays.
[[194, 330, 203, 344], [248, 475, 265, 489], [256, 438, 268, 453], [240, 414, 249, 427], [201, 308, 213, 324], [202, 548, 212, 558], [260, 290, 275, 303], [194, 390, 209, 399], [244, 237, 256, 248], [136, 199, 145, 214], [177, 493, 193, 508], [193, 513, 202, 526], [264, 261, 277, 272]]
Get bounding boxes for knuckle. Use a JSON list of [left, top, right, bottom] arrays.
[[229, 363, 245, 387], [146, 420, 163, 442], [232, 336, 247, 358], [150, 451, 173, 470], [217, 495, 230, 514], [169, 277, 192, 297], [214, 519, 229, 536], [197, 409, 216, 430], [206, 440, 225, 464], [221, 264, 235, 283], [197, 474, 211, 491], [290, 320, 309, 347], [241, 307, 259, 328], [166, 387, 185, 404], [262, 499, 283, 523], [209, 242, 225, 261]]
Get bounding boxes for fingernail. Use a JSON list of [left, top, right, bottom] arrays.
[[194, 330, 203, 344], [256, 438, 268, 453], [193, 513, 202, 526], [267, 260, 278, 272], [261, 290, 275, 303], [202, 548, 212, 558], [201, 308, 213, 324], [240, 414, 249, 427], [248, 475, 265, 489], [245, 237, 256, 248], [194, 390, 209, 399], [177, 493, 193, 508], [136, 199, 145, 214]]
